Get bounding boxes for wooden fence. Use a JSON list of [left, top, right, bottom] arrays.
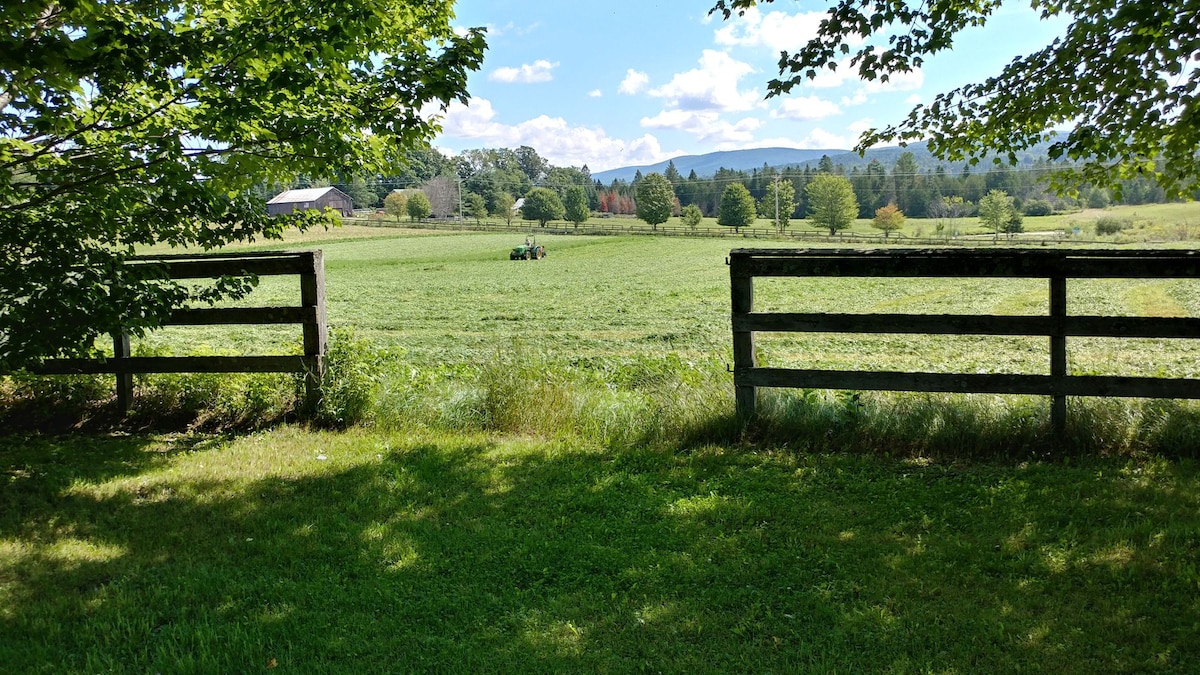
[[729, 248, 1200, 436], [33, 250, 327, 414]]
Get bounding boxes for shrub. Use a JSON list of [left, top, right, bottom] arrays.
[[1023, 199, 1053, 216], [1095, 216, 1131, 236]]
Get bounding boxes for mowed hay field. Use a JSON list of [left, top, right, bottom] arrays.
[[141, 230, 1200, 379]]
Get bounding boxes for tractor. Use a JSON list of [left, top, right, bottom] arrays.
[[509, 241, 547, 260]]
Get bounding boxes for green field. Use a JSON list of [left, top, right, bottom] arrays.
[[139, 228, 1200, 380], [6, 225, 1200, 671]]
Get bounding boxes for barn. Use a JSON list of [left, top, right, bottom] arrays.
[[267, 187, 354, 217]]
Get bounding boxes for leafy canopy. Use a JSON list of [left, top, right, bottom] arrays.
[[521, 187, 564, 227], [872, 203, 905, 239], [718, 183, 757, 231], [1, 1, 485, 368], [711, 0, 1200, 197], [563, 185, 590, 227], [406, 192, 432, 221], [636, 173, 675, 229], [760, 178, 797, 231], [806, 174, 859, 235]]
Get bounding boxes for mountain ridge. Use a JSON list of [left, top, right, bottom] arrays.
[[590, 141, 1057, 183]]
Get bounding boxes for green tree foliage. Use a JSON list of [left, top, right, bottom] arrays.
[[491, 190, 516, 226], [384, 192, 409, 222], [406, 192, 432, 222], [760, 178, 797, 231], [681, 204, 704, 230], [464, 192, 488, 224], [345, 177, 376, 209], [718, 183, 757, 232], [563, 186, 590, 228], [636, 173, 675, 230], [711, 0, 1200, 197], [0, 1, 485, 369], [521, 188, 564, 227], [978, 190, 1016, 241], [872, 203, 905, 239], [806, 174, 859, 235]]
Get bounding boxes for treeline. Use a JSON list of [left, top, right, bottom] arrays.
[[255, 144, 1184, 221]]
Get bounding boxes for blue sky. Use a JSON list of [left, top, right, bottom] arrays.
[[433, 1, 1072, 172]]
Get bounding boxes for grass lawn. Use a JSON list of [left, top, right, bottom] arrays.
[[3, 429, 1199, 672]]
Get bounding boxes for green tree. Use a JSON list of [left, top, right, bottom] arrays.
[[711, 0, 1200, 197], [681, 204, 704, 230], [491, 190, 516, 226], [636, 173, 675, 230], [406, 192, 432, 222], [563, 186, 590, 228], [978, 190, 1015, 241], [383, 192, 409, 222], [872, 203, 905, 240], [760, 178, 797, 232], [718, 183, 757, 233], [464, 192, 488, 224], [346, 176, 376, 209], [806, 174, 859, 235], [521, 187, 564, 227], [0, 1, 484, 369]]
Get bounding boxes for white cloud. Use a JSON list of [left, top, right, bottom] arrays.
[[588, 89, 603, 98], [841, 91, 868, 106], [432, 98, 678, 171], [641, 109, 763, 144], [905, 94, 923, 105], [647, 50, 760, 112], [863, 68, 925, 93], [713, 7, 825, 51], [770, 96, 841, 121], [847, 118, 874, 134], [489, 60, 558, 84], [619, 69, 650, 95]]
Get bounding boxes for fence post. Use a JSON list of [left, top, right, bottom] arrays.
[[113, 330, 132, 415], [301, 250, 328, 412], [730, 253, 757, 419], [1049, 275, 1068, 443]]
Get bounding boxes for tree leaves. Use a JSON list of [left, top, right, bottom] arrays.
[[1, 1, 486, 367], [712, 0, 1200, 197]]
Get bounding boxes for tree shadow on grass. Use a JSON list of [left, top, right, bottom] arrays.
[[2, 433, 1199, 672]]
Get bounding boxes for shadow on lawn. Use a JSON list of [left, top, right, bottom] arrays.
[[2, 434, 1199, 672]]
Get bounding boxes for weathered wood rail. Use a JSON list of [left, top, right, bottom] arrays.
[[729, 248, 1200, 436], [34, 250, 327, 413]]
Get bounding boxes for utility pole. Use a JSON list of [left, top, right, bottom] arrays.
[[774, 174, 780, 232]]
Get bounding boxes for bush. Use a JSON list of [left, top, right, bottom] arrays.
[[1095, 216, 1131, 236], [1023, 199, 1053, 216]]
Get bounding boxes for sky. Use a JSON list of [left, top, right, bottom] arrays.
[[433, 1, 1072, 173]]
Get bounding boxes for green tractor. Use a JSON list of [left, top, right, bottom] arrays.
[[509, 240, 547, 260]]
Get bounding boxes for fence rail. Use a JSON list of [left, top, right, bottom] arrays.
[[728, 248, 1200, 437], [33, 250, 327, 414]]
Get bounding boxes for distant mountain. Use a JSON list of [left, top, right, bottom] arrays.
[[591, 147, 845, 184], [591, 140, 1062, 183]]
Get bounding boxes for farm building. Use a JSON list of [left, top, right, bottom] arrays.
[[267, 187, 354, 217]]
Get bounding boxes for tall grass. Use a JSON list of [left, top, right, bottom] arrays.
[[6, 329, 1200, 458]]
